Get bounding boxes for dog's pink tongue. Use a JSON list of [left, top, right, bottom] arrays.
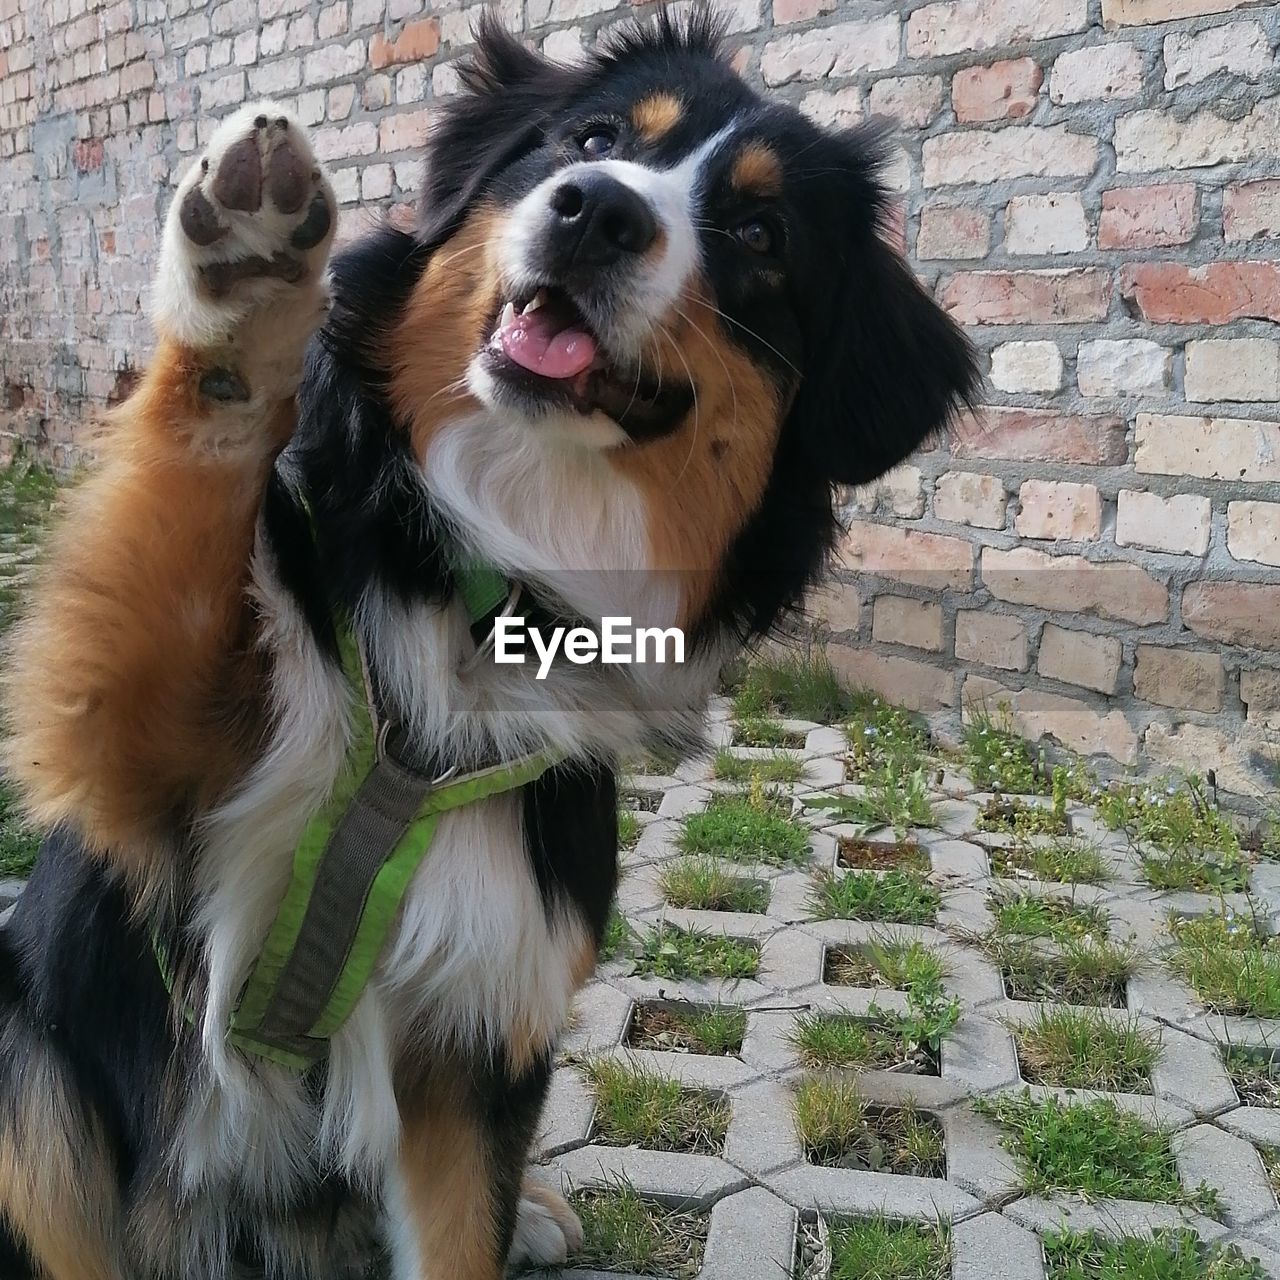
[[499, 307, 597, 379]]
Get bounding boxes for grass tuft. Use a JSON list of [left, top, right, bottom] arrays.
[[989, 890, 1109, 944], [658, 857, 769, 914], [711, 748, 805, 784], [628, 1002, 746, 1057], [730, 649, 855, 724], [618, 809, 641, 849], [1168, 912, 1280, 1018], [1044, 1229, 1264, 1280], [632, 923, 759, 980], [989, 935, 1139, 1008], [0, 782, 40, 879], [571, 1182, 708, 1279], [795, 1077, 945, 1176], [824, 939, 946, 998], [1014, 1007, 1159, 1093], [678, 790, 810, 867], [584, 1059, 730, 1155], [988, 838, 1109, 886], [827, 1216, 951, 1280], [809, 870, 940, 925], [978, 1092, 1218, 1214], [599, 908, 632, 964]]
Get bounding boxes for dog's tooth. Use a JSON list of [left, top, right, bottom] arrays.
[[525, 288, 548, 314], [500, 301, 517, 328]]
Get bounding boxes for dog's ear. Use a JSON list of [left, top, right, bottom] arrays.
[[418, 14, 573, 243], [787, 126, 979, 487]]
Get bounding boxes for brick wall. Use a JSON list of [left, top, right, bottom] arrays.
[[1, 0, 1279, 798]]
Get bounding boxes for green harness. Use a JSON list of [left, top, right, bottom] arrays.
[[160, 562, 557, 1071]]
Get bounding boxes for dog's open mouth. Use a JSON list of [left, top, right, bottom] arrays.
[[482, 286, 693, 437]]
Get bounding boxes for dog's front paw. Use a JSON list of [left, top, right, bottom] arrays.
[[153, 101, 336, 377], [508, 1179, 585, 1270]]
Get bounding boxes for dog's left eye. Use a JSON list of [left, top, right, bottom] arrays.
[[579, 128, 617, 159], [735, 218, 777, 256]]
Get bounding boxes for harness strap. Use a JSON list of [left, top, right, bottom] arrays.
[[155, 512, 558, 1070]]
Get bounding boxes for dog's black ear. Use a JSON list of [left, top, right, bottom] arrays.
[[418, 13, 573, 243], [787, 127, 979, 487]]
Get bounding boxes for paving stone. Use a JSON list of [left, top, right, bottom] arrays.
[[953, 1211, 1048, 1280], [699, 1187, 798, 1280], [724, 1080, 804, 1177], [768, 1163, 983, 1220], [1175, 1123, 1278, 1227], [549, 1147, 750, 1208]]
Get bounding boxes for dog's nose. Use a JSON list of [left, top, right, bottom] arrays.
[[546, 171, 659, 270]]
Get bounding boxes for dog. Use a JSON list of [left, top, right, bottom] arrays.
[[0, 11, 976, 1279]]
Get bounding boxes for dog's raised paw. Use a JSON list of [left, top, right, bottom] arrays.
[[508, 1180, 585, 1270], [155, 100, 335, 352]]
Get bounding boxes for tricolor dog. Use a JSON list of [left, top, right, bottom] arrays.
[[0, 11, 976, 1279]]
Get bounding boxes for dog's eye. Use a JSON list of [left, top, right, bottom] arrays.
[[579, 128, 617, 159], [735, 218, 777, 256]]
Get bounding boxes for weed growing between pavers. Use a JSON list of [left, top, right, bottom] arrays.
[[731, 715, 807, 749], [810, 768, 934, 836], [618, 809, 641, 849], [712, 748, 805, 784], [1168, 912, 1280, 1018], [0, 781, 40, 879], [845, 698, 930, 781], [584, 1059, 730, 1155], [821, 1216, 951, 1280], [1223, 1048, 1280, 1107], [622, 788, 663, 813], [569, 1182, 708, 1279], [728, 649, 856, 724], [633, 923, 760, 980], [792, 976, 959, 1075], [978, 793, 1069, 838], [600, 908, 633, 963], [964, 712, 1053, 795], [987, 838, 1109, 886], [795, 1077, 945, 1176], [824, 939, 946, 998], [1098, 777, 1251, 892], [977, 1093, 1219, 1214], [838, 838, 929, 872], [989, 889, 1110, 943], [659, 857, 770, 914], [678, 788, 810, 866], [1013, 1007, 1159, 1093], [1043, 1229, 1264, 1280], [0, 461, 58, 635], [809, 870, 940, 925], [989, 935, 1138, 1008], [627, 1001, 746, 1056]]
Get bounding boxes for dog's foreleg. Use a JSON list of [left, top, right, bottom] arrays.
[[4, 103, 336, 863]]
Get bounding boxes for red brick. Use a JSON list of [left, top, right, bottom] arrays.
[[1037, 624, 1122, 694], [952, 57, 1042, 123], [1120, 261, 1280, 325], [839, 522, 974, 592], [1099, 184, 1197, 250], [939, 270, 1111, 325], [72, 137, 103, 172], [1183, 582, 1280, 651], [983, 546, 1168, 625], [952, 407, 1128, 466], [772, 0, 833, 22], [1225, 180, 1280, 243], [369, 16, 440, 70], [377, 107, 432, 153]]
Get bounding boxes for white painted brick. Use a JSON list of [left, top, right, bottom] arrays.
[[1228, 501, 1280, 568], [990, 341, 1064, 393], [1077, 339, 1171, 398], [1116, 489, 1211, 556], [1185, 338, 1280, 404], [1050, 43, 1143, 103], [924, 126, 1098, 187], [761, 17, 899, 87], [1005, 192, 1089, 255], [1164, 21, 1271, 91]]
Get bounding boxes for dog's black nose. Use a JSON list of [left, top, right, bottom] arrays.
[[546, 171, 658, 270]]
